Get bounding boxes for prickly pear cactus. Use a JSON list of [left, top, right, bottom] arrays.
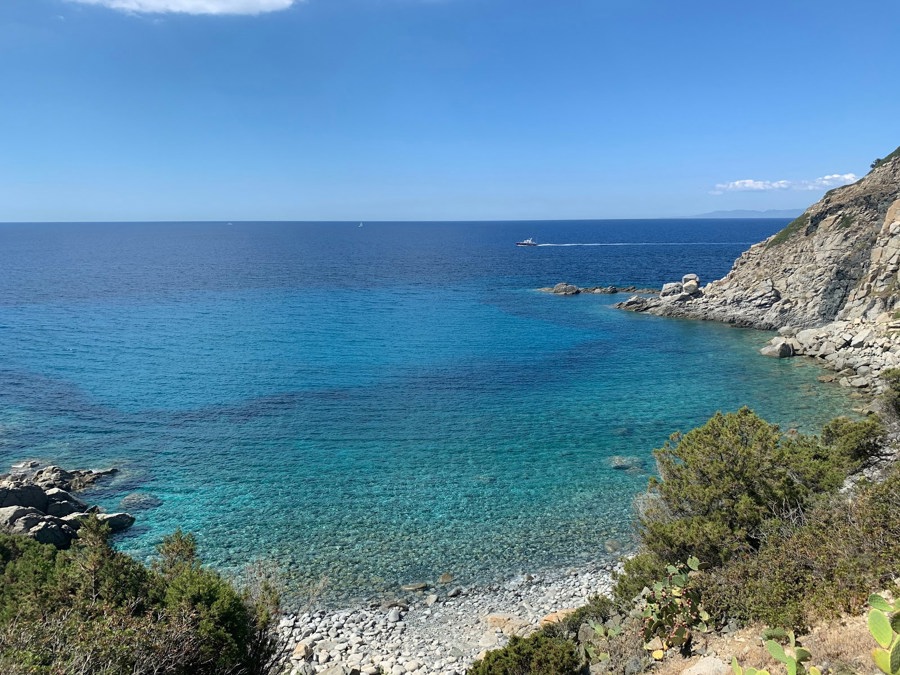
[[868, 594, 900, 675]]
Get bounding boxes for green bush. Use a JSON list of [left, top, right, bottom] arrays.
[[880, 368, 900, 417], [767, 214, 810, 248], [697, 463, 900, 631], [468, 633, 585, 675], [612, 553, 663, 607], [0, 518, 284, 675], [640, 408, 848, 567], [561, 595, 615, 634], [821, 415, 885, 469]]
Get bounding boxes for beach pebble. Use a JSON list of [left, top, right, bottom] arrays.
[[278, 562, 616, 675]]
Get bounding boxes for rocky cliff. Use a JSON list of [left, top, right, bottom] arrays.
[[618, 146, 900, 391]]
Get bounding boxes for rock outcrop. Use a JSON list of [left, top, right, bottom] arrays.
[[618, 147, 900, 391], [0, 464, 134, 548], [540, 283, 659, 296]]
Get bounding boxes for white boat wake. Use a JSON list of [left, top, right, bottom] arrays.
[[536, 241, 754, 247]]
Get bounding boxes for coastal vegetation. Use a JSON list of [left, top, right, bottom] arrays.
[[766, 213, 810, 248], [469, 376, 899, 675], [0, 517, 284, 675]]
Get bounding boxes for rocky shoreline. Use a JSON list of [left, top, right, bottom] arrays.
[[616, 154, 900, 396], [0, 462, 135, 548], [279, 560, 621, 675]]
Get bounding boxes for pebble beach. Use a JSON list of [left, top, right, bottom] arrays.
[[279, 560, 623, 675]]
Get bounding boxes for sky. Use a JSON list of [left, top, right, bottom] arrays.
[[0, 0, 898, 221]]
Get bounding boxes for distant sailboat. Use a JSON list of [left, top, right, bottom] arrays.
[[358, 222, 363, 228]]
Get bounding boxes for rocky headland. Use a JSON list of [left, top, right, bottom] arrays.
[[0, 461, 135, 548], [618, 147, 900, 393]]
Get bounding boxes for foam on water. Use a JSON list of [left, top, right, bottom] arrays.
[[0, 220, 858, 603]]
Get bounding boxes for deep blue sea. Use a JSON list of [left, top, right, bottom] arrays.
[[0, 220, 857, 603]]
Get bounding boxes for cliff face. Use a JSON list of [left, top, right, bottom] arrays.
[[621, 148, 900, 331]]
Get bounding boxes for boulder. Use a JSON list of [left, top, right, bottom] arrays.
[[760, 338, 794, 358], [682, 273, 700, 284], [795, 328, 820, 349], [3, 507, 46, 534], [660, 282, 683, 298], [552, 283, 580, 295], [60, 513, 87, 531], [681, 656, 730, 675], [32, 466, 117, 492], [682, 279, 700, 295], [0, 505, 43, 529], [97, 512, 136, 532], [540, 608, 578, 626], [400, 582, 428, 592], [29, 519, 75, 548], [0, 482, 49, 511], [44, 488, 89, 518], [292, 641, 313, 662], [483, 613, 531, 636], [851, 328, 874, 348]]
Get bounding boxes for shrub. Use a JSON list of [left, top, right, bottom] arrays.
[[639, 408, 847, 567], [697, 463, 900, 631], [612, 553, 664, 607], [468, 633, 585, 675], [880, 369, 900, 417], [0, 519, 285, 675], [767, 214, 810, 248], [821, 415, 885, 469], [561, 595, 616, 634]]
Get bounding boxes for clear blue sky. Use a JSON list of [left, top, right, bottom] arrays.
[[1, 0, 897, 221]]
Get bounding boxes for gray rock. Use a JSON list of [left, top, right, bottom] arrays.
[[607, 455, 645, 471], [119, 492, 163, 511], [682, 656, 730, 675], [682, 273, 700, 284], [29, 519, 75, 548], [552, 283, 580, 295], [401, 583, 428, 592], [0, 505, 43, 529], [660, 282, 683, 298], [0, 483, 49, 511], [682, 279, 700, 295], [760, 339, 794, 358], [97, 512, 136, 532], [44, 488, 88, 518], [387, 608, 401, 623]]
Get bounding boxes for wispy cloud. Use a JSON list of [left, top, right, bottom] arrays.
[[67, 0, 298, 15], [710, 173, 857, 195]]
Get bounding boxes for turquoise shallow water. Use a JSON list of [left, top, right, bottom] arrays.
[[0, 220, 857, 602]]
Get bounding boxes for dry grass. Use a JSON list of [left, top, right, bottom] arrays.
[[651, 613, 875, 675]]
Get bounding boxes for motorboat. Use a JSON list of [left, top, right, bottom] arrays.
[[516, 237, 538, 247]]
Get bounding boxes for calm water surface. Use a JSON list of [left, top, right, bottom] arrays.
[[0, 220, 857, 602]]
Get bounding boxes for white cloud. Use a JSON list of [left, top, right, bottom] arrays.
[[714, 179, 791, 192], [711, 173, 857, 195], [67, 0, 298, 15], [806, 173, 858, 190]]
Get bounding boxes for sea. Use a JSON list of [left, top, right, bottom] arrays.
[[0, 219, 857, 604]]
